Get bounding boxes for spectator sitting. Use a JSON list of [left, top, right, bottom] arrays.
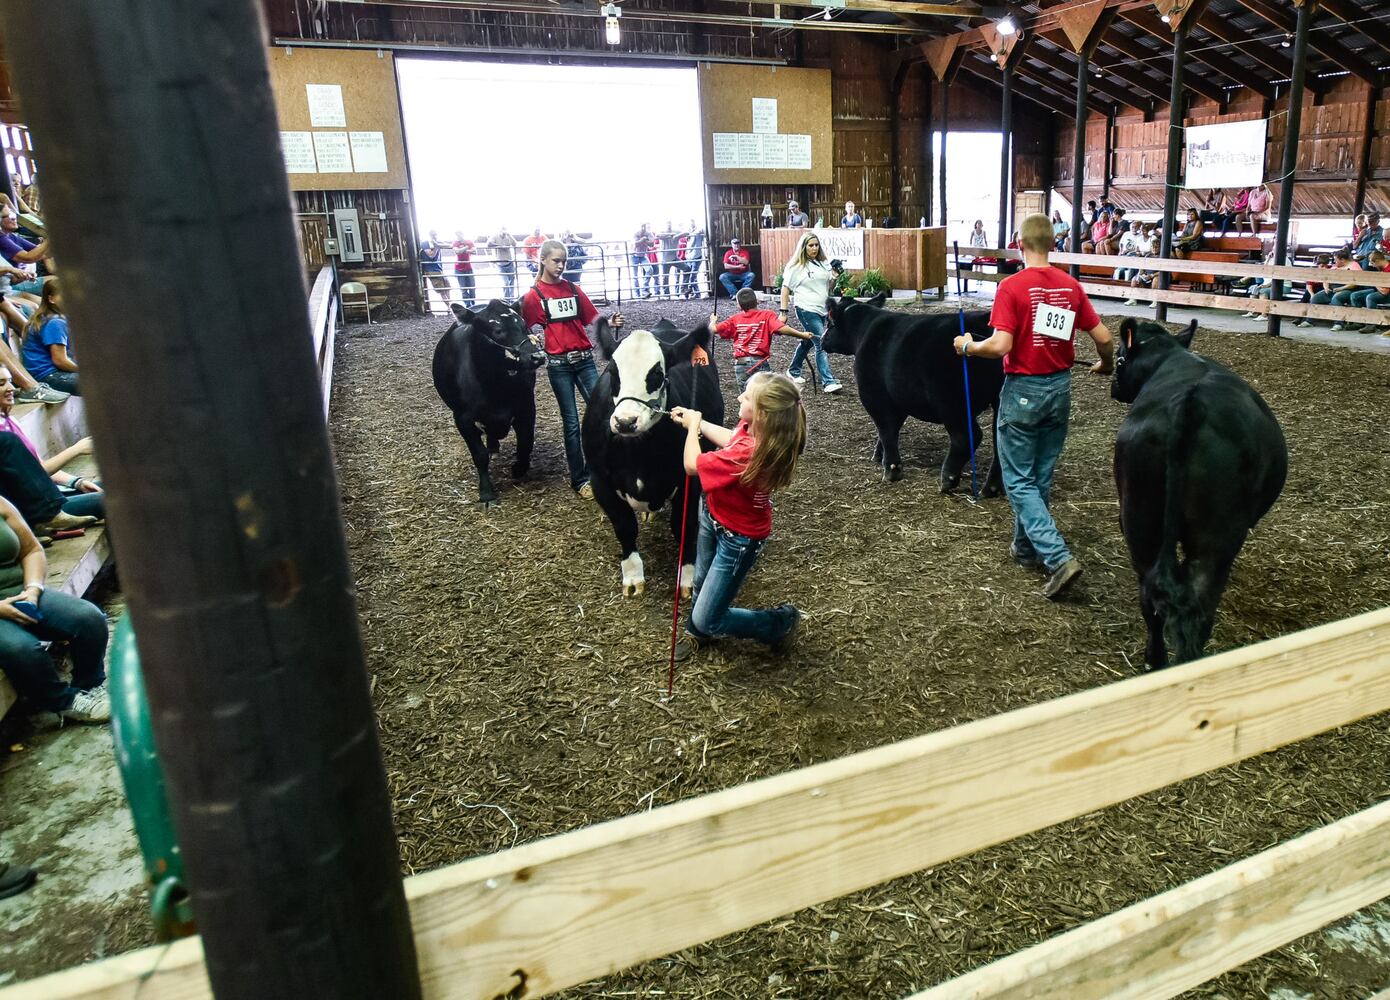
[[0, 493, 109, 723], [1352, 212, 1383, 267], [880, 215, 899, 229], [0, 366, 104, 532], [1301, 253, 1334, 305], [1244, 183, 1273, 236], [1098, 209, 1128, 255], [1200, 189, 1229, 232], [1084, 200, 1099, 228], [1123, 225, 1164, 304], [21, 278, 79, 395], [1081, 211, 1111, 254], [522, 227, 547, 277], [1343, 249, 1389, 332], [1051, 210, 1069, 250], [1222, 188, 1250, 237], [840, 201, 863, 228], [787, 201, 809, 228], [1001, 231, 1023, 274], [1239, 246, 1280, 317], [1349, 213, 1369, 250], [719, 237, 755, 299], [0, 209, 49, 280], [1115, 223, 1148, 282], [1300, 248, 1363, 328], [1172, 208, 1204, 259], [712, 287, 812, 389]]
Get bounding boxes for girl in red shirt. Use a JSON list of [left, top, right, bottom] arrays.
[[669, 373, 807, 659]]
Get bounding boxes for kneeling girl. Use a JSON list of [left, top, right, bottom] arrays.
[[670, 373, 807, 658]]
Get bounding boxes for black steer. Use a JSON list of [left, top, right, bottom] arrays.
[[823, 294, 1004, 494], [432, 300, 546, 507], [1112, 317, 1287, 669], [584, 317, 724, 596]]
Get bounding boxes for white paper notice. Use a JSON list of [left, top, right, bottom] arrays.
[[788, 134, 812, 170], [713, 132, 739, 169], [760, 133, 788, 169], [312, 131, 353, 173], [736, 133, 762, 168], [752, 98, 778, 134], [349, 131, 389, 172], [306, 84, 347, 127], [280, 131, 317, 173]]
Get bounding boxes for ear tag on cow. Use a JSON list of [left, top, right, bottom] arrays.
[[1019, 397, 1030, 406]]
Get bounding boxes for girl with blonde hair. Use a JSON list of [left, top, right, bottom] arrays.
[[779, 232, 842, 393], [670, 372, 807, 659]]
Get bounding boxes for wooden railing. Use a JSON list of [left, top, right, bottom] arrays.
[[7, 605, 1389, 1000], [308, 266, 338, 419], [947, 246, 1390, 328]]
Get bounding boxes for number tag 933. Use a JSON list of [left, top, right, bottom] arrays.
[[1033, 302, 1076, 341]]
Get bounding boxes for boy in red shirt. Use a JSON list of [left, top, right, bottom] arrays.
[[713, 288, 811, 389], [953, 213, 1113, 599]]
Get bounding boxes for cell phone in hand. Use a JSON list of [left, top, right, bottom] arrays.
[[12, 599, 41, 621]]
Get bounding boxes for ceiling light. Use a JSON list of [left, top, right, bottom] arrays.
[[823, 6, 832, 18], [1281, 33, 1292, 47], [602, 2, 620, 44], [1160, 12, 1170, 23], [996, 14, 1017, 36]]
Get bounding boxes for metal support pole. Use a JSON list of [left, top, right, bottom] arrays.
[[1069, 53, 1088, 276], [0, 4, 424, 998], [1156, 24, 1188, 323], [1267, 1, 1313, 338], [924, 69, 935, 226], [939, 85, 950, 228], [999, 64, 1014, 248]]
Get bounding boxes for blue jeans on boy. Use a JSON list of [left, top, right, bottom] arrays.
[[720, 271, 755, 298], [630, 256, 647, 297], [497, 260, 516, 299], [688, 502, 788, 644], [0, 589, 108, 712], [734, 355, 771, 390], [787, 309, 837, 386], [996, 371, 1074, 573], [547, 355, 599, 490]]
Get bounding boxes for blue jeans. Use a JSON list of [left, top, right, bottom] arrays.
[[787, 309, 837, 386], [688, 502, 788, 644], [497, 260, 516, 300], [996, 371, 1073, 572], [0, 589, 108, 712], [43, 371, 79, 395], [1348, 288, 1376, 308], [1366, 290, 1390, 309], [720, 271, 755, 298], [630, 256, 647, 297], [734, 355, 771, 390], [1331, 289, 1359, 307], [547, 356, 600, 489]]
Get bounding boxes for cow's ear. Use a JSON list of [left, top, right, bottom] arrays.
[[594, 316, 620, 360], [869, 291, 888, 309], [450, 302, 473, 323], [1119, 317, 1138, 351], [1176, 318, 1197, 350]]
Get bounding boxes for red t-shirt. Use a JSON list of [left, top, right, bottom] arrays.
[[522, 235, 546, 261], [714, 309, 780, 359], [520, 280, 598, 354], [989, 265, 1101, 376], [696, 421, 772, 540], [452, 239, 473, 274], [723, 249, 750, 275]]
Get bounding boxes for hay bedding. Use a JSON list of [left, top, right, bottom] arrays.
[[332, 297, 1390, 999]]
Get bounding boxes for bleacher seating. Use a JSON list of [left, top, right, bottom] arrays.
[[0, 396, 111, 721]]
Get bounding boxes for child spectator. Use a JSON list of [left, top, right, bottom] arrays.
[[669, 373, 808, 660], [1352, 212, 1383, 267], [0, 365, 103, 531], [21, 278, 78, 395], [451, 231, 476, 308], [719, 238, 755, 299], [712, 288, 812, 389]]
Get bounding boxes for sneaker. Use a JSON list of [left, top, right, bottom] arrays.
[[1009, 542, 1042, 570], [1330, 323, 1346, 331], [61, 687, 110, 723], [1295, 320, 1313, 328], [786, 372, 805, 386], [1042, 558, 1084, 600], [1123, 298, 1138, 306], [32, 511, 98, 534], [673, 631, 705, 662], [576, 482, 594, 501], [1240, 311, 1257, 318], [15, 383, 69, 405], [769, 604, 802, 653], [824, 382, 844, 395]]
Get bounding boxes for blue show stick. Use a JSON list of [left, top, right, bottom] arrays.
[[958, 308, 979, 501]]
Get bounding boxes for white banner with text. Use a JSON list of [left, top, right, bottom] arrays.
[[1185, 118, 1268, 189]]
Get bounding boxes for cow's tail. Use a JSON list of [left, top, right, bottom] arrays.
[[1148, 384, 1204, 659]]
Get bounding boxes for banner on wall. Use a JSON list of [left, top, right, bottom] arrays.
[[1185, 118, 1268, 189], [810, 228, 865, 269]]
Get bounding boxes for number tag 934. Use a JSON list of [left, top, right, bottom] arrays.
[[1033, 302, 1076, 341]]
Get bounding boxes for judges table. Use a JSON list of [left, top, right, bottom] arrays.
[[760, 226, 946, 298]]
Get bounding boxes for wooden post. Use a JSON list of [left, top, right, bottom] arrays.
[[1267, 0, 1313, 338], [890, 59, 909, 225], [1069, 57, 1088, 274], [939, 83, 950, 228], [1103, 110, 1114, 202], [1156, 23, 1188, 323], [1353, 81, 1377, 218], [998, 64, 1014, 248], [0, 4, 424, 999], [923, 67, 935, 226]]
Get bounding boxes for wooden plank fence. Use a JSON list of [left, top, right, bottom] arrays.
[[6, 606, 1389, 1000]]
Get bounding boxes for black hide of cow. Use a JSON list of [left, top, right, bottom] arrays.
[[584, 318, 725, 596], [1112, 318, 1288, 669], [823, 294, 1004, 494], [432, 300, 546, 507]]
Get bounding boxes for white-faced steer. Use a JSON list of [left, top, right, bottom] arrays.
[[583, 317, 724, 596], [432, 300, 545, 507]]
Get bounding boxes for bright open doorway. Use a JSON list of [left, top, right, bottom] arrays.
[[931, 130, 1004, 250]]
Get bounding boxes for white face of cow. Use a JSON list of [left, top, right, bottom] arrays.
[[609, 329, 667, 435]]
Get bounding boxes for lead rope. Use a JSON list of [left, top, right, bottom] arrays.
[[958, 308, 980, 501], [666, 474, 693, 699]]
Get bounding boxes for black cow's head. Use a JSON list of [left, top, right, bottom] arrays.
[[823, 291, 888, 354], [449, 300, 545, 369], [1112, 317, 1196, 404], [604, 320, 711, 435]]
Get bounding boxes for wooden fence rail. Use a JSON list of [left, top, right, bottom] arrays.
[[6, 606, 1389, 1000]]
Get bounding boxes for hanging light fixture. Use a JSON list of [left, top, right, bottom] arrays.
[[1281, 32, 1292, 47], [602, 2, 621, 44], [996, 13, 1017, 36]]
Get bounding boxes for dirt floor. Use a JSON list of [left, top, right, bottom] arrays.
[[2, 295, 1388, 995], [331, 295, 1390, 999]]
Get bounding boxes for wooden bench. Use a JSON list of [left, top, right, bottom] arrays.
[[0, 402, 112, 722], [1174, 250, 1245, 288], [1204, 236, 1265, 255]]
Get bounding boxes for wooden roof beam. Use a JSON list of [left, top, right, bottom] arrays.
[[1027, 41, 1151, 111], [1010, 58, 1115, 117], [1098, 27, 1230, 104], [1192, 9, 1294, 82], [956, 55, 1078, 119], [1121, 8, 1276, 99], [1078, 41, 1179, 105], [1234, 0, 1382, 84], [1319, 0, 1390, 55]]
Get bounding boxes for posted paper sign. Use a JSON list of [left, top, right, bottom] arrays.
[[306, 84, 346, 127], [312, 131, 353, 173], [787, 134, 812, 170], [761, 133, 788, 169], [1185, 118, 1268, 188], [349, 131, 389, 172], [752, 97, 778, 134], [280, 131, 317, 173], [711, 131, 813, 170], [713, 132, 738, 169], [736, 133, 762, 166], [811, 228, 864, 269]]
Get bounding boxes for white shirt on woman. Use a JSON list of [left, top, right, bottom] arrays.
[[782, 257, 835, 316]]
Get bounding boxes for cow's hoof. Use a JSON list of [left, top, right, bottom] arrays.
[[511, 462, 529, 480], [679, 564, 694, 600], [620, 552, 645, 598], [480, 498, 499, 510], [983, 482, 1002, 499], [939, 474, 960, 494], [639, 511, 654, 524], [623, 581, 645, 597], [883, 464, 904, 483]]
